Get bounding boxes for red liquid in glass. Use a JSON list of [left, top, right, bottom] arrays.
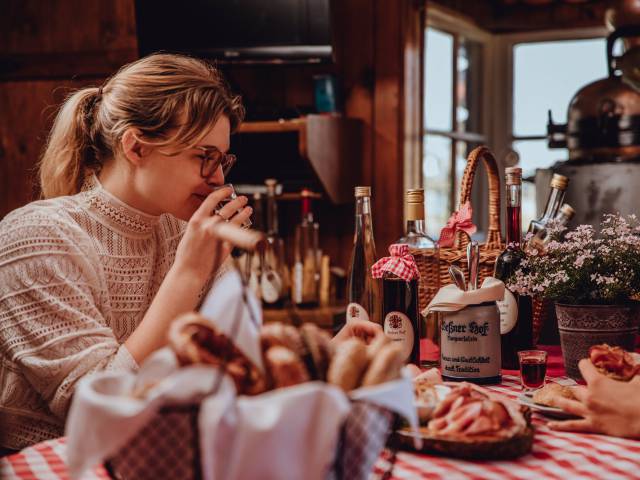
[[507, 205, 521, 247], [520, 359, 546, 388]]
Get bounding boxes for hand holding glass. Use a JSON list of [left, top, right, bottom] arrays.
[[213, 183, 252, 229]]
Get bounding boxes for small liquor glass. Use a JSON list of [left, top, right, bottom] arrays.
[[212, 183, 252, 229], [518, 350, 548, 392]]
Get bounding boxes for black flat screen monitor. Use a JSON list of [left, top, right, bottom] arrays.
[[135, 0, 333, 63]]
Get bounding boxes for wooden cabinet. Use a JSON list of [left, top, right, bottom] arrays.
[[235, 115, 362, 205]]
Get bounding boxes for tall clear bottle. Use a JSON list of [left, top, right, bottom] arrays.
[[292, 189, 319, 308], [494, 167, 533, 370], [396, 188, 440, 367], [527, 174, 569, 236], [262, 179, 286, 308], [341, 186, 381, 332]]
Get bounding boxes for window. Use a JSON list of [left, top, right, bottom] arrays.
[[511, 37, 607, 226], [420, 9, 608, 239], [423, 21, 488, 238]]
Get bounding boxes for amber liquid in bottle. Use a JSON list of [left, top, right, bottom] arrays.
[[382, 276, 420, 364], [495, 169, 533, 370]]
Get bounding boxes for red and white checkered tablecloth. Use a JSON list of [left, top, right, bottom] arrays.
[[2, 375, 640, 480]]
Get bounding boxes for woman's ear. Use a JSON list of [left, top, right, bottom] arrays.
[[121, 128, 149, 166]]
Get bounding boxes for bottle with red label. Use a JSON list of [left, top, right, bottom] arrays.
[[372, 244, 421, 364]]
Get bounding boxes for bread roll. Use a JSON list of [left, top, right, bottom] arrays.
[[299, 323, 334, 381], [361, 342, 405, 387], [327, 338, 369, 391], [532, 382, 577, 407], [264, 346, 310, 389], [168, 312, 267, 395]]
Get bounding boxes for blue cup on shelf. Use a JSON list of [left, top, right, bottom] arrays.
[[314, 74, 339, 113]]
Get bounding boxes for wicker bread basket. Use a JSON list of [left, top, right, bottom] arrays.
[[413, 146, 504, 312]]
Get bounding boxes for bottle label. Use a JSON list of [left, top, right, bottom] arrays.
[[498, 289, 518, 334], [346, 302, 370, 323], [384, 311, 414, 362], [261, 269, 282, 304], [440, 304, 501, 379]]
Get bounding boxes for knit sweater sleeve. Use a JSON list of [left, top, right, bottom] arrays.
[[0, 207, 138, 421]]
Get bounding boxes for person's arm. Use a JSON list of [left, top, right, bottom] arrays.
[[0, 215, 136, 420], [548, 358, 640, 439], [124, 187, 251, 363]]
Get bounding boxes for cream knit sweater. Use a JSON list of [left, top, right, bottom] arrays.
[[0, 176, 191, 450]]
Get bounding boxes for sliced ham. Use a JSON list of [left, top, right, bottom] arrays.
[[427, 382, 526, 440], [589, 344, 640, 381]]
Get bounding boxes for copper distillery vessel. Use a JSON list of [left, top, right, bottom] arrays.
[[548, 26, 640, 162]]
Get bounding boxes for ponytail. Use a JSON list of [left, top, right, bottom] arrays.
[[39, 87, 102, 198]]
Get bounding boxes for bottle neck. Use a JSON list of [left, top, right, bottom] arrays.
[[506, 183, 522, 247], [555, 211, 571, 226], [301, 196, 314, 223], [356, 196, 372, 216], [266, 194, 278, 236], [406, 219, 427, 235], [354, 196, 375, 250], [541, 187, 565, 221]]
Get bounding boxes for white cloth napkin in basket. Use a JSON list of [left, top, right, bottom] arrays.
[[424, 277, 505, 313]]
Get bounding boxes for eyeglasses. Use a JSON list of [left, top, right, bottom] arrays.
[[194, 146, 236, 179]]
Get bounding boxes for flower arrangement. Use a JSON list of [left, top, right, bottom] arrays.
[[509, 214, 640, 305]]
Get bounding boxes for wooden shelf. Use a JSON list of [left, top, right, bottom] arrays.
[[236, 114, 362, 204], [238, 118, 306, 133], [262, 305, 345, 332]]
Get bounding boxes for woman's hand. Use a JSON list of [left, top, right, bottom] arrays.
[[173, 186, 252, 283], [332, 319, 383, 345], [548, 358, 640, 439]]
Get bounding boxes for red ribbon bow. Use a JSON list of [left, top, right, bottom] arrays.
[[438, 201, 477, 247], [371, 244, 420, 281]]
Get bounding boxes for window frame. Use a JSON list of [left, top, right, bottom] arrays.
[[491, 26, 608, 169], [420, 5, 494, 235]]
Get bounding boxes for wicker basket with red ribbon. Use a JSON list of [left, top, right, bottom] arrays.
[[413, 146, 503, 312]]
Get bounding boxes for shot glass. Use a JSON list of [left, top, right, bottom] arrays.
[[518, 350, 548, 392], [212, 183, 252, 229]]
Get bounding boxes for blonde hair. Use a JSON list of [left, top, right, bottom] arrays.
[[39, 53, 245, 198]]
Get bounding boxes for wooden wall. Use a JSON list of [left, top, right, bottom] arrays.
[[0, 0, 415, 270], [0, 0, 138, 217]]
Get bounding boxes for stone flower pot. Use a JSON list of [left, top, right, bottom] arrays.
[[555, 303, 640, 380]]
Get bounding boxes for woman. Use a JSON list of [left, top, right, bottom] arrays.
[[0, 53, 378, 452]]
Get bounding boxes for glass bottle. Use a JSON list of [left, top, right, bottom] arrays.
[[247, 192, 264, 298], [527, 174, 569, 236], [382, 268, 420, 365], [292, 189, 319, 308], [261, 179, 286, 308], [530, 203, 576, 252], [397, 188, 440, 367], [494, 167, 533, 370], [397, 189, 438, 249], [340, 186, 381, 331]]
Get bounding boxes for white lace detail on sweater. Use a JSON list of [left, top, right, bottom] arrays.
[[0, 177, 189, 450]]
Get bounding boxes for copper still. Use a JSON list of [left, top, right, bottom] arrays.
[[543, 3, 640, 227]]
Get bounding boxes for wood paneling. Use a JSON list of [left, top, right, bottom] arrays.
[[430, 0, 618, 33], [0, 0, 138, 218], [0, 80, 94, 217]]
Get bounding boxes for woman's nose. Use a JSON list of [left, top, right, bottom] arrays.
[[205, 166, 225, 186]]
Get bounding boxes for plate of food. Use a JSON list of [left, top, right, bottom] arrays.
[[396, 372, 534, 460], [517, 383, 582, 419]]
